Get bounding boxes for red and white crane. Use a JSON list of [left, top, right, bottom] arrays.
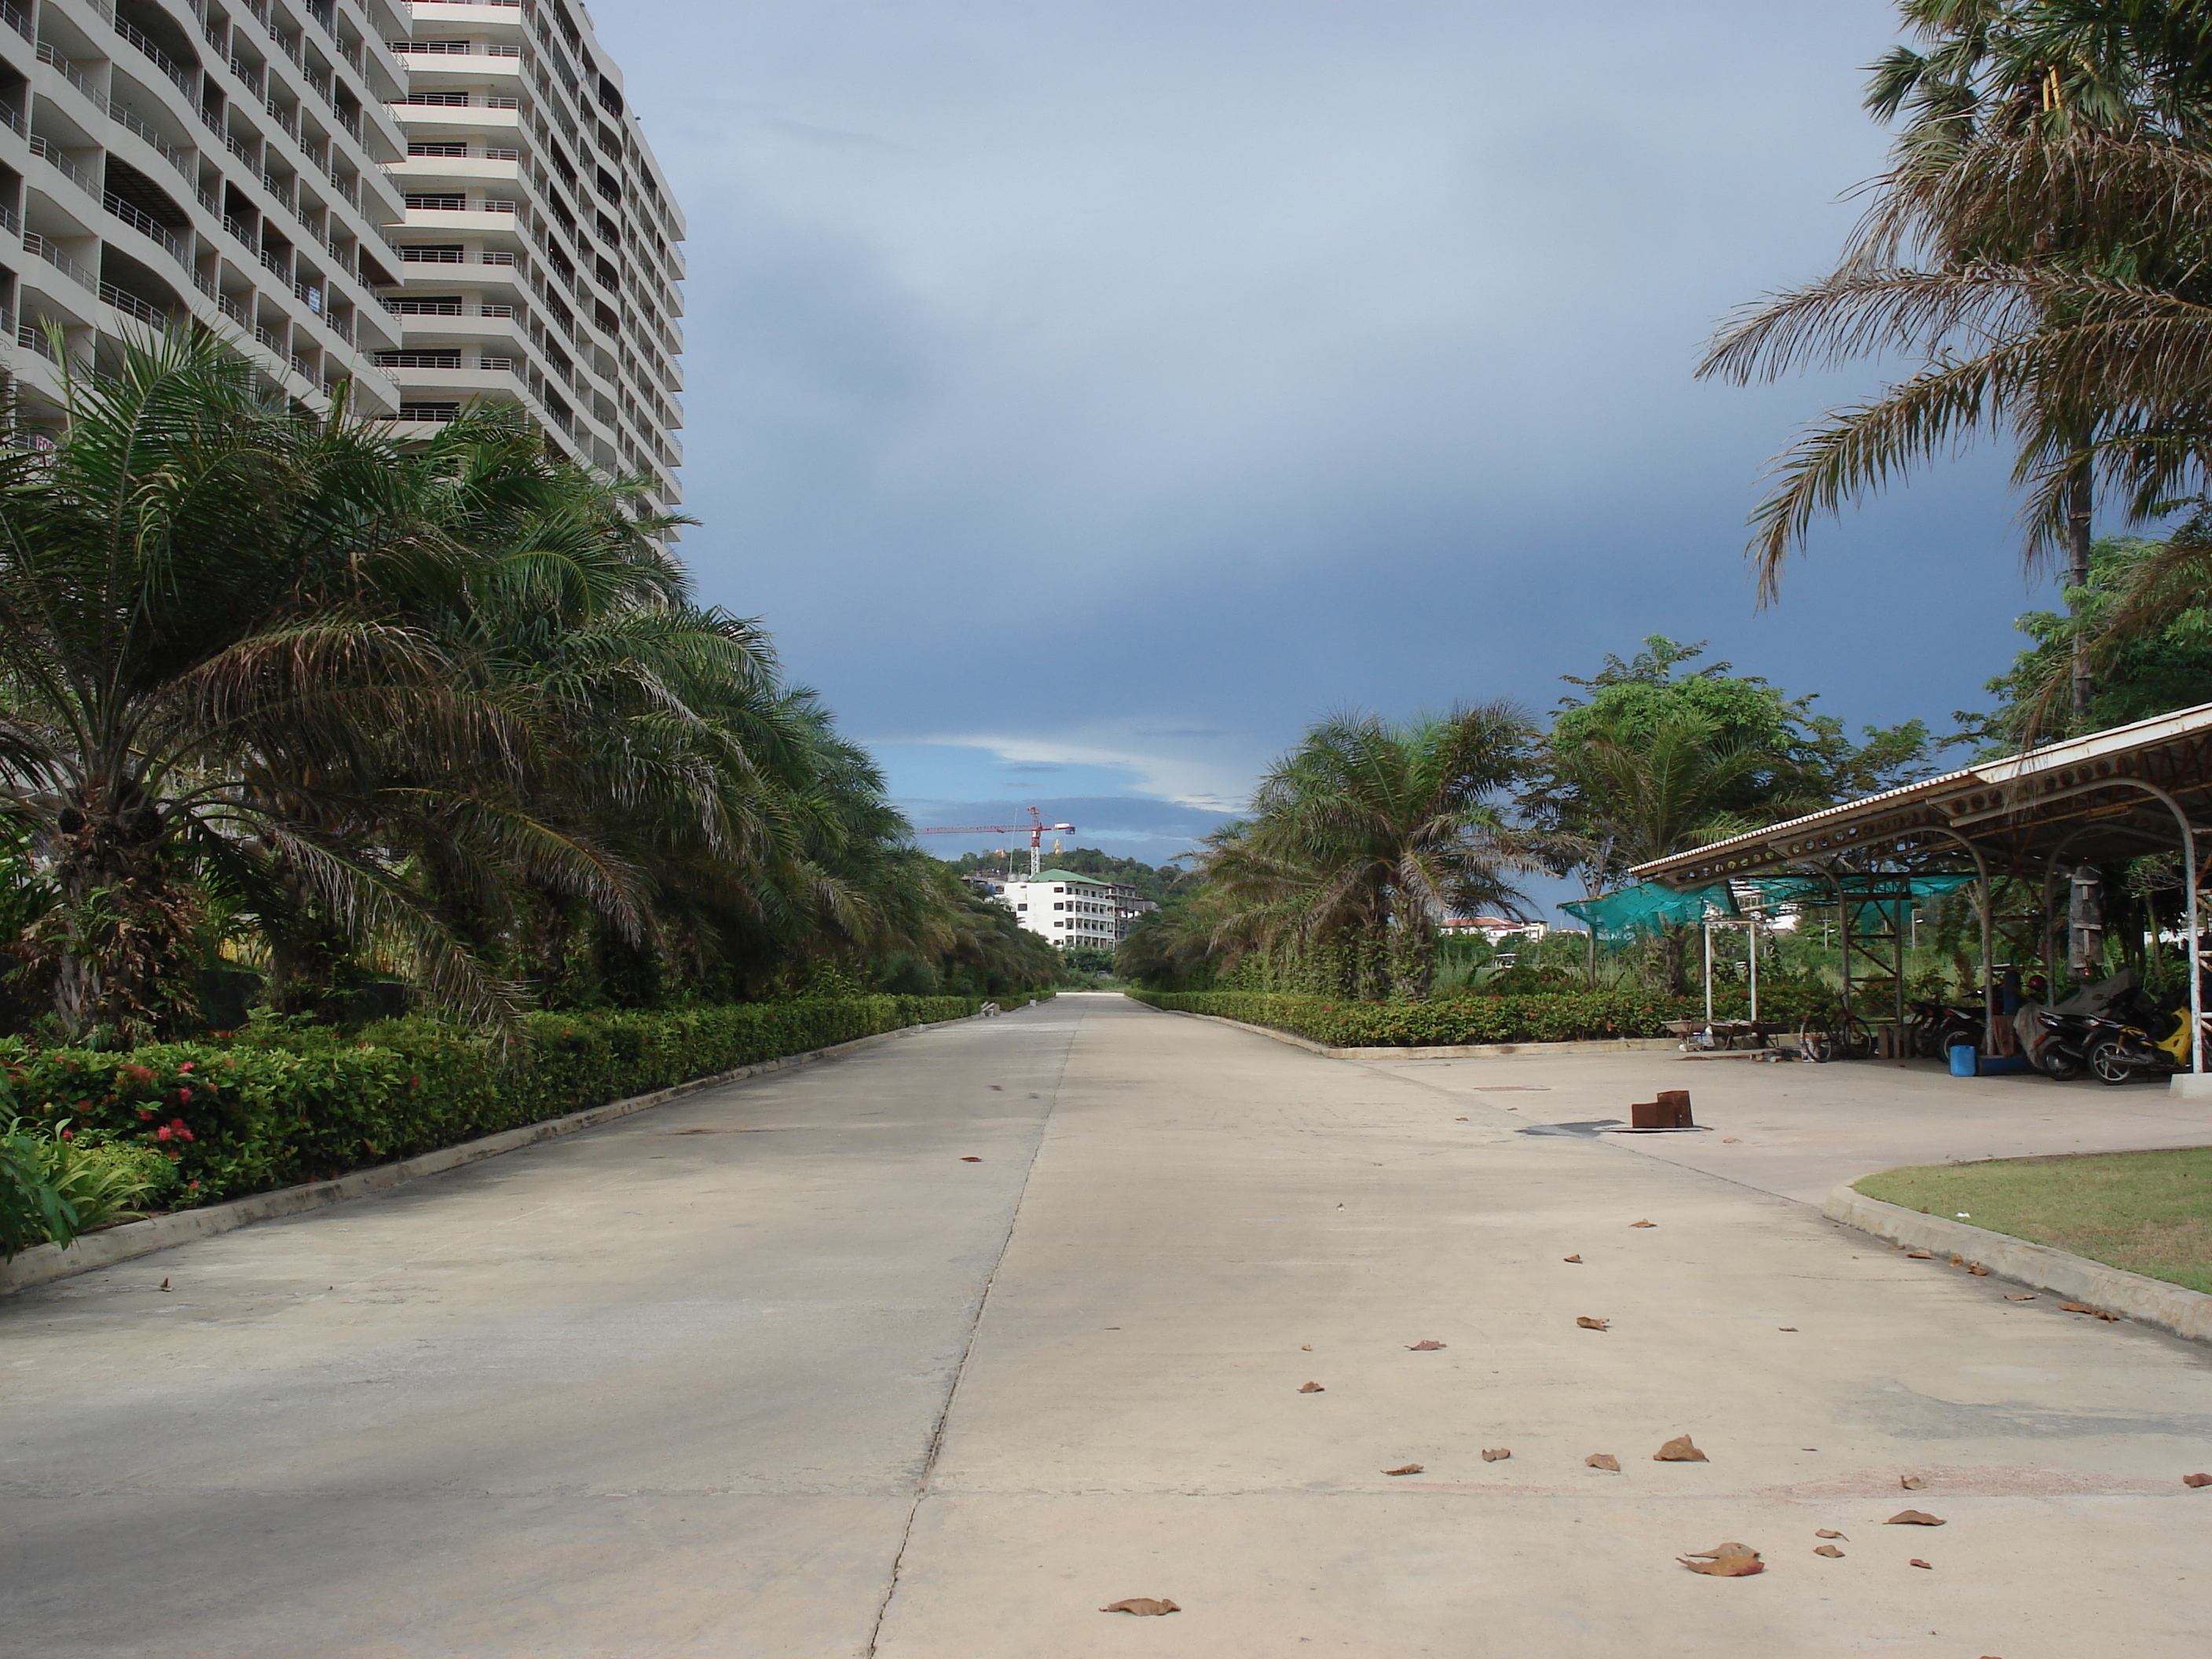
[[914, 806, 1075, 877]]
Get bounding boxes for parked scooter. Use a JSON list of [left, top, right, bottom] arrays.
[[2082, 995, 2194, 1086], [1907, 997, 1985, 1060], [2014, 971, 2141, 1080]]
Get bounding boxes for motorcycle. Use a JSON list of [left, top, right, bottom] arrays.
[[2083, 999, 2194, 1086], [1906, 997, 1985, 1060], [2015, 971, 2141, 1081]]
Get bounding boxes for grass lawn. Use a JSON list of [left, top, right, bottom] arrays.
[[1856, 1147, 2212, 1295]]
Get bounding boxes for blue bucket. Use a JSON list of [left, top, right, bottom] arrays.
[[1947, 1042, 1978, 1078]]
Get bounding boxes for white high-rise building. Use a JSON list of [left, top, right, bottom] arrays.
[[380, 0, 683, 522], [2, 0, 412, 426], [0, 0, 682, 529]]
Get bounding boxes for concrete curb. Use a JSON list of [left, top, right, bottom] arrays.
[[0, 1013, 985, 1298], [1148, 1007, 1683, 1061], [1822, 1183, 2212, 1346]]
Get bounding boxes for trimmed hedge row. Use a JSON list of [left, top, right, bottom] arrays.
[[2, 992, 1050, 1210], [1123, 987, 1825, 1047]]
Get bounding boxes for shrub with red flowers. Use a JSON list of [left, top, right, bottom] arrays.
[[0, 991, 1051, 1208]]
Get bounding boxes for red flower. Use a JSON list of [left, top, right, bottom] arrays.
[[137, 1109, 154, 1121], [178, 1062, 194, 1073], [178, 1089, 192, 1105], [59, 1126, 73, 1140], [156, 1126, 173, 1141]]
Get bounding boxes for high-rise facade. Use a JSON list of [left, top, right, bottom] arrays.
[[0, 0, 682, 528], [2, 0, 413, 423], [381, 0, 683, 522]]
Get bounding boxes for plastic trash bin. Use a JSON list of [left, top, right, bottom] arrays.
[[1947, 1042, 1978, 1078]]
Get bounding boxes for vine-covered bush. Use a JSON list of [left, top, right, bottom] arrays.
[[0, 992, 1049, 1215], [1123, 986, 1829, 1046]]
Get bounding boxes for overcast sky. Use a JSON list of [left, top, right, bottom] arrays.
[[593, 1, 2053, 886]]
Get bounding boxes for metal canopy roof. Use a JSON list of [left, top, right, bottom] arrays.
[[1628, 699, 2212, 889]]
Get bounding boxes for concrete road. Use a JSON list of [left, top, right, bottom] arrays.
[[3, 994, 2208, 1657]]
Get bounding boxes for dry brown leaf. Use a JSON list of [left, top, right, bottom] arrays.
[[1815, 1529, 1844, 1540], [1900, 1476, 1925, 1490], [1101, 1598, 1180, 1616], [2182, 1472, 2211, 1488], [1678, 1543, 1762, 1577], [1300, 1344, 1312, 1351], [1481, 1447, 1511, 1462], [1813, 1544, 1844, 1558], [2097, 1309, 2122, 1320], [1722, 1136, 1741, 1143], [1949, 1253, 1965, 1267], [1562, 1254, 1583, 1263], [1968, 1265, 1990, 1276], [1297, 1381, 1325, 1393], [1886, 1510, 1944, 1526], [1584, 1453, 1620, 1471], [1654, 1434, 1708, 1462], [157, 1278, 170, 1292], [1382, 1463, 1423, 1476], [1576, 1316, 1610, 1331], [2060, 1302, 2096, 1313], [1630, 1219, 1657, 1228], [1904, 1250, 1932, 1259], [960, 1156, 982, 1163], [1909, 1558, 1932, 1569], [2004, 1293, 2038, 1301], [1406, 1339, 1446, 1350], [1778, 1326, 1798, 1331], [1455, 1116, 1468, 1121]]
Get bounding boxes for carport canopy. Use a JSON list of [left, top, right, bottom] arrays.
[[1623, 698, 2212, 1068]]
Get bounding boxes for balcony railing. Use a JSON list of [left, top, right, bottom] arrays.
[[224, 215, 255, 246], [108, 99, 195, 179], [16, 320, 58, 361], [0, 100, 23, 136], [35, 42, 102, 103], [255, 324, 283, 352], [29, 135, 101, 203], [23, 231, 97, 294], [229, 57, 265, 96], [0, 0, 30, 42], [115, 14, 198, 97], [104, 191, 189, 262], [101, 281, 170, 327], [216, 292, 244, 324], [258, 248, 290, 278]]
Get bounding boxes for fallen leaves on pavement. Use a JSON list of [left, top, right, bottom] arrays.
[[1101, 1599, 1180, 1616], [1968, 1264, 1990, 1275], [1909, 1558, 1932, 1569], [1562, 1254, 1583, 1263], [1406, 1339, 1446, 1350], [1887, 1510, 1944, 1526], [1679, 1543, 1763, 1577], [1814, 1544, 1844, 1558], [2060, 1302, 2123, 1320], [1297, 1381, 1325, 1393], [1654, 1434, 1708, 1462], [1576, 1316, 1610, 1331], [1905, 1250, 1932, 1259], [1584, 1453, 1620, 1471], [960, 1156, 982, 1163], [1382, 1463, 1423, 1476], [2182, 1472, 2211, 1488], [1900, 1476, 1925, 1490], [1481, 1447, 1511, 1461], [1630, 1219, 1657, 1228], [2003, 1293, 2038, 1301], [1815, 1529, 1844, 1540]]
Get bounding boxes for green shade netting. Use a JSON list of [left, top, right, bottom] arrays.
[[1561, 874, 1981, 943]]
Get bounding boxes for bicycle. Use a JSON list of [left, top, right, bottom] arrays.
[[1797, 1002, 1874, 1063]]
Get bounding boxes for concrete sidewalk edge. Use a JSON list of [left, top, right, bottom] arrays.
[[1147, 1005, 1681, 1061], [1822, 1182, 2212, 1345], [0, 1014, 980, 1298]]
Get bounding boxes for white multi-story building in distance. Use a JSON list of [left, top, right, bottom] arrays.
[[381, 0, 683, 523], [2, 0, 412, 427], [970, 868, 1156, 948]]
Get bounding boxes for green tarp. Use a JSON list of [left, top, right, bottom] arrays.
[[1560, 874, 1980, 943]]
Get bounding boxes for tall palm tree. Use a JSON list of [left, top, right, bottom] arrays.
[[1702, 0, 2212, 718], [1202, 704, 1533, 1000]]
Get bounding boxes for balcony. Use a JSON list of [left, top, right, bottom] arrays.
[[23, 231, 97, 294], [101, 281, 170, 327], [114, 14, 198, 98]]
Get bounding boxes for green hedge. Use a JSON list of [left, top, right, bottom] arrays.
[[1123, 987, 1826, 1047], [1, 992, 1050, 1212]]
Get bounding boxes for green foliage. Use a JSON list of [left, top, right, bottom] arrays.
[[1125, 987, 1830, 1048], [0, 994, 1051, 1212], [942, 848, 1184, 905], [0, 1116, 79, 1259], [1960, 537, 2212, 749]]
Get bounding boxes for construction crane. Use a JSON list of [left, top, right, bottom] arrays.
[[915, 806, 1075, 877]]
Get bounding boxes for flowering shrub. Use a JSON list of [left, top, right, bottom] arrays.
[[1122, 987, 1828, 1047], [1, 992, 1049, 1212]]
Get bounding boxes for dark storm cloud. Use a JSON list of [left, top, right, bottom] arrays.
[[591, 2, 2053, 859]]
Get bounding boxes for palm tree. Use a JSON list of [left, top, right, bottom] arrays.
[[1701, 0, 2212, 717], [0, 331, 512, 1038], [1200, 704, 1533, 1000]]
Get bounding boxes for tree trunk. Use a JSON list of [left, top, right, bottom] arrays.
[[2067, 462, 2093, 722]]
